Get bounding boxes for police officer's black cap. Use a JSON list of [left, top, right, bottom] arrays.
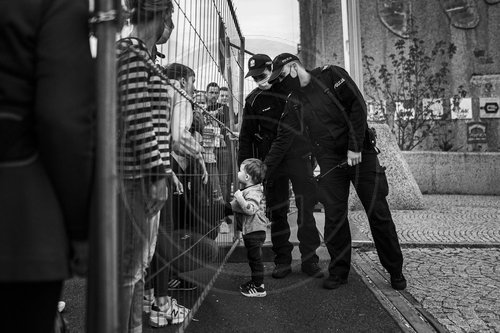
[[268, 53, 300, 83], [245, 54, 272, 78]]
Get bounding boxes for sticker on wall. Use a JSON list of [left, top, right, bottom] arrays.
[[377, 0, 411, 38], [479, 97, 500, 118], [450, 97, 473, 119], [367, 100, 387, 122], [467, 122, 487, 144], [395, 100, 415, 120], [422, 98, 444, 119], [439, 0, 479, 29]]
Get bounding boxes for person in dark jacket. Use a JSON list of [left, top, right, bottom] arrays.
[[268, 53, 407, 290], [0, 0, 94, 331], [239, 54, 323, 279]]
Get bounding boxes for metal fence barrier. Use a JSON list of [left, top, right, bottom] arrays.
[[90, 0, 247, 331]]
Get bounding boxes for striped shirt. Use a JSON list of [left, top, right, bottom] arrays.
[[116, 37, 171, 180]]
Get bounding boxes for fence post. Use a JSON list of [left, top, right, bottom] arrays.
[[238, 36, 245, 127], [225, 36, 239, 185], [88, 0, 119, 332]]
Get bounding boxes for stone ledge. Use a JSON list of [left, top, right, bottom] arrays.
[[403, 151, 500, 195]]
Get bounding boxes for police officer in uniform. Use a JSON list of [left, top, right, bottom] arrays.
[[268, 53, 407, 290], [239, 54, 323, 279]]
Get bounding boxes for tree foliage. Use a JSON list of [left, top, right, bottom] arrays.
[[363, 18, 457, 150]]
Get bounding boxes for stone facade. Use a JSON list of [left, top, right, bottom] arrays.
[[298, 0, 500, 152]]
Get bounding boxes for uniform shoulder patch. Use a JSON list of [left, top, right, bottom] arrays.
[[334, 77, 345, 89]]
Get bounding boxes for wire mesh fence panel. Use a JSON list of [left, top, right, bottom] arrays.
[[115, 0, 243, 331]]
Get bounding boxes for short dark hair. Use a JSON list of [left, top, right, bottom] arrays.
[[220, 86, 229, 92], [242, 158, 266, 184], [206, 82, 219, 92], [163, 63, 195, 81], [127, 0, 173, 25]]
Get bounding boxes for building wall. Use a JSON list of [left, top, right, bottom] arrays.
[[298, 0, 500, 152], [298, 0, 344, 68]]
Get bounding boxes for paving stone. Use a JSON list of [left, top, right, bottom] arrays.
[[351, 195, 500, 244], [363, 246, 500, 333]]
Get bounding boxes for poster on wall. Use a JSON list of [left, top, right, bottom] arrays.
[[479, 97, 500, 119], [395, 100, 415, 120], [450, 97, 473, 119], [466, 122, 487, 144], [422, 98, 444, 119], [367, 100, 386, 122]]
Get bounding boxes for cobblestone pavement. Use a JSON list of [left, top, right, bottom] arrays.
[[364, 248, 500, 333], [350, 195, 500, 244], [354, 195, 500, 333]]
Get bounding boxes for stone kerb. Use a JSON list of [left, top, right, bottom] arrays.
[[348, 123, 425, 210]]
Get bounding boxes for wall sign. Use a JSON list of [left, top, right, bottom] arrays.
[[450, 98, 473, 119], [422, 98, 444, 119], [479, 97, 500, 118], [467, 122, 487, 144]]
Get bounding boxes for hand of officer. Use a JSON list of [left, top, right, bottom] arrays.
[[347, 150, 362, 166]]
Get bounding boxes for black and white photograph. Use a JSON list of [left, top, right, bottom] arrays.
[[1, 0, 499, 332]]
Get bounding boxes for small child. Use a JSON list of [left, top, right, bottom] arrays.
[[231, 158, 270, 297]]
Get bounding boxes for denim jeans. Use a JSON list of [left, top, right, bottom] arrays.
[[118, 179, 164, 333], [243, 230, 266, 286]]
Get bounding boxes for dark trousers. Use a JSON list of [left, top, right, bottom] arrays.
[[317, 152, 403, 279], [0, 281, 63, 333], [243, 231, 266, 286], [146, 159, 220, 297], [266, 157, 320, 265]]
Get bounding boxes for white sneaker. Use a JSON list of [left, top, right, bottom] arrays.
[[149, 298, 190, 327], [219, 221, 229, 234]]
